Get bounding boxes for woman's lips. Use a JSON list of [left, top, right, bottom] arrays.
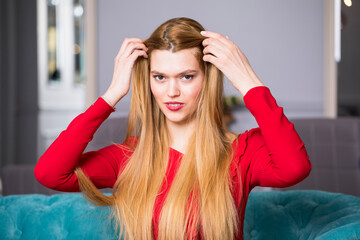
[[165, 102, 184, 111]]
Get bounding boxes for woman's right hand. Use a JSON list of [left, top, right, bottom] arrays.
[[102, 38, 148, 107]]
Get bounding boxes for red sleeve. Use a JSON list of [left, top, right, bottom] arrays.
[[240, 86, 312, 188], [34, 97, 128, 192]]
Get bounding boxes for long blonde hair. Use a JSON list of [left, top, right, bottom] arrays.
[[75, 17, 242, 240]]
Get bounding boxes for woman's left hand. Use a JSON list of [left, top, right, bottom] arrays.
[[201, 30, 264, 96]]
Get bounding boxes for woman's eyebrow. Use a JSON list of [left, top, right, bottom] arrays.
[[150, 69, 198, 76]]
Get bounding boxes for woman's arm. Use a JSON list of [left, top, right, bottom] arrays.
[[242, 86, 312, 188], [201, 31, 311, 187], [34, 37, 148, 192], [34, 98, 123, 192]]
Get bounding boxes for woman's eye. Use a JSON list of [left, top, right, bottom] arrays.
[[182, 75, 193, 81], [154, 75, 165, 81]]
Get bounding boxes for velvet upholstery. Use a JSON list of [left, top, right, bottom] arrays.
[[244, 190, 360, 240], [0, 193, 117, 240], [1, 190, 360, 239]]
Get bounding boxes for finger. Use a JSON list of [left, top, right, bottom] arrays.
[[115, 43, 147, 63], [202, 37, 230, 52], [201, 31, 236, 47], [203, 44, 230, 60], [122, 42, 148, 58], [128, 49, 148, 64], [118, 41, 146, 59], [200, 30, 228, 41], [203, 54, 219, 66], [203, 45, 218, 57], [202, 37, 236, 48], [118, 38, 145, 56]]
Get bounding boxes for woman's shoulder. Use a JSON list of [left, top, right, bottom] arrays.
[[227, 128, 260, 144], [229, 128, 262, 178], [229, 128, 263, 158]]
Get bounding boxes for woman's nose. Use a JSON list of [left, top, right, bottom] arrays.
[[167, 79, 180, 97]]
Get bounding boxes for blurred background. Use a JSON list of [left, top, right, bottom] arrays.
[[0, 0, 359, 196]]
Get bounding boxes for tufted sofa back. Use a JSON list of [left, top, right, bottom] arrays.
[[278, 117, 360, 197], [1, 117, 360, 196], [0, 117, 128, 196], [0, 193, 118, 239]]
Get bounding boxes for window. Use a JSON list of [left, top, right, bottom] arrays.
[[38, 0, 86, 110]]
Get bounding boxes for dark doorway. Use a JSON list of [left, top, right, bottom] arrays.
[[337, 0, 360, 116]]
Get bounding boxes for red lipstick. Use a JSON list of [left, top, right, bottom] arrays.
[[165, 101, 184, 111]]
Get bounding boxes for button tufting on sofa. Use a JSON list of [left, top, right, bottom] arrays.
[[250, 230, 257, 237], [13, 229, 22, 238]]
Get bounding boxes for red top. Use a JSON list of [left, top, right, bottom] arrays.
[[34, 86, 312, 240]]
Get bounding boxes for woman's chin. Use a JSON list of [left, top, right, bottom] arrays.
[[165, 117, 187, 125], [164, 114, 196, 126]]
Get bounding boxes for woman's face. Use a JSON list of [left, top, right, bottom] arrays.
[[150, 48, 204, 126]]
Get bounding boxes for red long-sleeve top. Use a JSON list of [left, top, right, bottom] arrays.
[[34, 86, 312, 240]]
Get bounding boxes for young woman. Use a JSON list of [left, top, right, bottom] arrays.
[[34, 17, 312, 240]]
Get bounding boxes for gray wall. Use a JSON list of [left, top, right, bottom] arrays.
[[0, 0, 326, 168], [97, 0, 324, 132]]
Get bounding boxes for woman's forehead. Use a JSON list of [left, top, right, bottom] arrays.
[[150, 49, 201, 74]]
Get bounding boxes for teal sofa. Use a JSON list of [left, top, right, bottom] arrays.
[[1, 190, 360, 240]]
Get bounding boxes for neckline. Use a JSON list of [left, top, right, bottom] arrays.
[[169, 133, 241, 156], [169, 147, 184, 155]]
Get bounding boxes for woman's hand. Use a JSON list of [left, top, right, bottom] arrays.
[[201, 30, 264, 96], [102, 38, 148, 107]]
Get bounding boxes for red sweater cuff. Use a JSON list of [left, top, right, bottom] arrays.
[[96, 97, 116, 113], [242, 86, 279, 116]]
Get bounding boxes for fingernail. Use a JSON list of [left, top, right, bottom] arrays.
[[200, 31, 206, 35]]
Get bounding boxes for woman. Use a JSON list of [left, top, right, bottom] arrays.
[[34, 17, 312, 240]]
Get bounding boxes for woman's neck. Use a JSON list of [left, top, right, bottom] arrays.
[[165, 119, 238, 154], [166, 120, 196, 154]]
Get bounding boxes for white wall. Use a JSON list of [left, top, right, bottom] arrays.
[[97, 0, 324, 132]]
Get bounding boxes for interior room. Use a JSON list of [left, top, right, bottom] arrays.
[[1, 0, 359, 239]]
